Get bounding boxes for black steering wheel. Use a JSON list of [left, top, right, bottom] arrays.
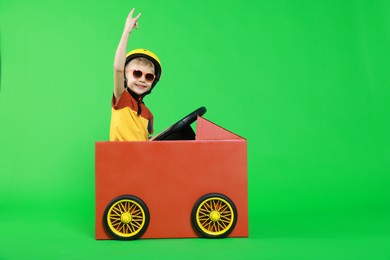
[[152, 107, 207, 141]]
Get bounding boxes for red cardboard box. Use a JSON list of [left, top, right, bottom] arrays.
[[95, 117, 248, 239]]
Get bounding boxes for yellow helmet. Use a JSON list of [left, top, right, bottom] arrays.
[[125, 49, 162, 89]]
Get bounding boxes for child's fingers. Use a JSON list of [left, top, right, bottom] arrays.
[[129, 8, 135, 17], [135, 13, 141, 20]]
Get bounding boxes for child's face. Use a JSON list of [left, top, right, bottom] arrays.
[[125, 61, 155, 95]]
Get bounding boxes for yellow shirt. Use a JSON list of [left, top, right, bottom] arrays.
[[110, 90, 154, 141]]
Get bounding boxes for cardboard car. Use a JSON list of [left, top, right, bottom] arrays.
[[95, 107, 248, 239]]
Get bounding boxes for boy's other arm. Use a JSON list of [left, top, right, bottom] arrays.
[[113, 8, 141, 100]]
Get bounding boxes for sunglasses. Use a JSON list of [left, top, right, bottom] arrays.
[[129, 69, 156, 82]]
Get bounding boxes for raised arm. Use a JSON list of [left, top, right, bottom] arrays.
[[113, 8, 141, 100]]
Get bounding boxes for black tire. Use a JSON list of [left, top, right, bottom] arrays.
[[191, 193, 238, 238], [103, 195, 150, 240]]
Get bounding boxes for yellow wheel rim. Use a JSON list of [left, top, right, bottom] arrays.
[[106, 199, 146, 238], [196, 197, 235, 236]]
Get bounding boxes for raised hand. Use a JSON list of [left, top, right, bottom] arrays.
[[124, 8, 141, 33]]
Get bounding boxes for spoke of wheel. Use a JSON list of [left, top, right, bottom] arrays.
[[124, 223, 128, 233], [112, 208, 122, 216], [200, 218, 207, 225], [200, 214, 209, 219], [205, 202, 213, 211], [209, 201, 215, 210], [124, 202, 130, 212], [211, 200, 216, 210], [110, 215, 121, 220], [113, 205, 120, 214], [217, 221, 226, 230], [212, 222, 217, 232], [126, 223, 134, 233], [119, 203, 127, 213], [110, 217, 121, 225], [221, 217, 231, 223], [132, 209, 142, 216], [199, 208, 209, 214], [132, 214, 143, 219], [221, 214, 231, 221], [111, 216, 121, 222], [201, 219, 210, 228], [128, 203, 136, 213], [130, 224, 139, 233], [221, 209, 231, 215], [215, 222, 220, 232], [221, 215, 232, 222], [199, 217, 209, 222], [117, 224, 123, 233], [215, 200, 221, 210], [128, 203, 138, 212], [133, 207, 143, 216], [216, 201, 223, 211], [200, 211, 209, 218], [204, 205, 213, 213], [219, 204, 228, 213], [199, 209, 209, 216], [127, 223, 132, 234], [111, 221, 121, 227], [131, 221, 141, 229], [206, 220, 214, 229]]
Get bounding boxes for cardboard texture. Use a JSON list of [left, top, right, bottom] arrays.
[[95, 117, 248, 239]]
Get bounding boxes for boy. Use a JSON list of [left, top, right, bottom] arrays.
[[110, 8, 162, 141]]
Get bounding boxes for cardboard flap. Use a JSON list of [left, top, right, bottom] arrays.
[[196, 117, 245, 140]]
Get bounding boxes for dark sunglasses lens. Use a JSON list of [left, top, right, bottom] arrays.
[[133, 70, 142, 78], [145, 73, 155, 82]]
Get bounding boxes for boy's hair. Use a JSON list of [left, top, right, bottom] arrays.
[[126, 57, 155, 72]]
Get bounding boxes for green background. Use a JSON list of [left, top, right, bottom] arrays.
[[1, 0, 389, 259]]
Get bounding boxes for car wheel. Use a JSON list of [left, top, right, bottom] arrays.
[[103, 195, 150, 240], [191, 193, 237, 238]]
